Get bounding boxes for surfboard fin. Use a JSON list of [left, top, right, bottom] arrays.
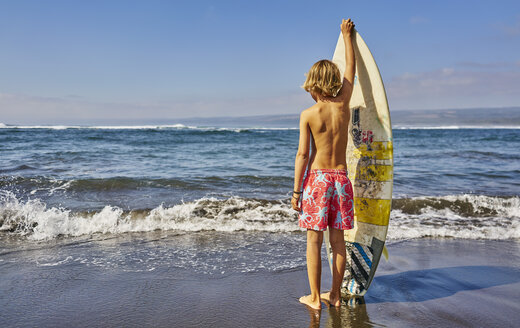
[[382, 245, 389, 261]]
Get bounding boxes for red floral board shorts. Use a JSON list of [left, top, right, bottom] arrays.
[[298, 169, 354, 231]]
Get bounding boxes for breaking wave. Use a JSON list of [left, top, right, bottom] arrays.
[[0, 123, 296, 132], [0, 191, 518, 241], [393, 125, 520, 130], [0, 192, 298, 240]]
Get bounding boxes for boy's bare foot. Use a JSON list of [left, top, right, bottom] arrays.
[[299, 295, 321, 310], [320, 291, 341, 307]]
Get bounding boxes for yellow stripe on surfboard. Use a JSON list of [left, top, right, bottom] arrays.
[[354, 197, 391, 226]]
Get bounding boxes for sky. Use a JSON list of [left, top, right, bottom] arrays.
[[1, 0, 519, 124]]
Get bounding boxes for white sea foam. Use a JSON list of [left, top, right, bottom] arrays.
[[389, 194, 520, 240], [0, 192, 518, 241], [79, 124, 190, 129], [0, 192, 299, 240], [0, 123, 297, 131], [0, 124, 190, 130], [0, 124, 78, 129], [4, 123, 517, 130], [394, 125, 520, 130]]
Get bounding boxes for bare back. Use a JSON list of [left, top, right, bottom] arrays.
[[306, 101, 350, 170], [292, 18, 356, 214]]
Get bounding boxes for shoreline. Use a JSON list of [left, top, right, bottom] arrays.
[[1, 237, 519, 327]]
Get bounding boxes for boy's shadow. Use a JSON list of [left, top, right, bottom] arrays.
[[305, 265, 520, 327]]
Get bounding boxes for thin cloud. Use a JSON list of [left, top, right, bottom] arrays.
[[0, 91, 312, 125], [386, 66, 520, 110], [495, 15, 520, 37], [455, 61, 516, 70], [409, 16, 429, 25]]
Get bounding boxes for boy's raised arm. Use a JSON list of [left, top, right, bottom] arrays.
[[341, 19, 356, 85]]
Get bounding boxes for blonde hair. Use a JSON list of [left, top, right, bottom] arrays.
[[302, 59, 342, 97]]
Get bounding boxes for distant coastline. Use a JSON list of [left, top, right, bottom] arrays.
[[2, 107, 519, 128], [177, 107, 520, 128], [389, 107, 520, 128]]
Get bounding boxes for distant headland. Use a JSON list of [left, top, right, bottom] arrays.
[[176, 107, 520, 128]]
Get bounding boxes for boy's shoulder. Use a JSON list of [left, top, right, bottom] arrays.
[[301, 103, 321, 120]]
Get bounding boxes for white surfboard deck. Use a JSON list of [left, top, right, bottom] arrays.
[[324, 29, 393, 297]]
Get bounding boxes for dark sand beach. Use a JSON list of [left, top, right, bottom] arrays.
[[1, 235, 519, 328]]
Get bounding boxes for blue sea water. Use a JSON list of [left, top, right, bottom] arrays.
[[0, 123, 519, 243]]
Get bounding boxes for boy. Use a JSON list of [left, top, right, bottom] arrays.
[[291, 18, 356, 310]]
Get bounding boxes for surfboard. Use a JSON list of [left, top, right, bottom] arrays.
[[324, 29, 393, 297]]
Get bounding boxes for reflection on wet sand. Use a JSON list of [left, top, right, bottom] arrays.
[[305, 306, 321, 328], [305, 296, 374, 328]]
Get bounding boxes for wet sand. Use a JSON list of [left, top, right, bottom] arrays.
[[1, 238, 519, 327]]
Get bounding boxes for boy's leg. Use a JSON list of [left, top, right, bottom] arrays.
[[323, 227, 346, 307], [299, 229, 323, 310]]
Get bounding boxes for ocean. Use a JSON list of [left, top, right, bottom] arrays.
[[1, 122, 519, 327], [1, 123, 518, 243]]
